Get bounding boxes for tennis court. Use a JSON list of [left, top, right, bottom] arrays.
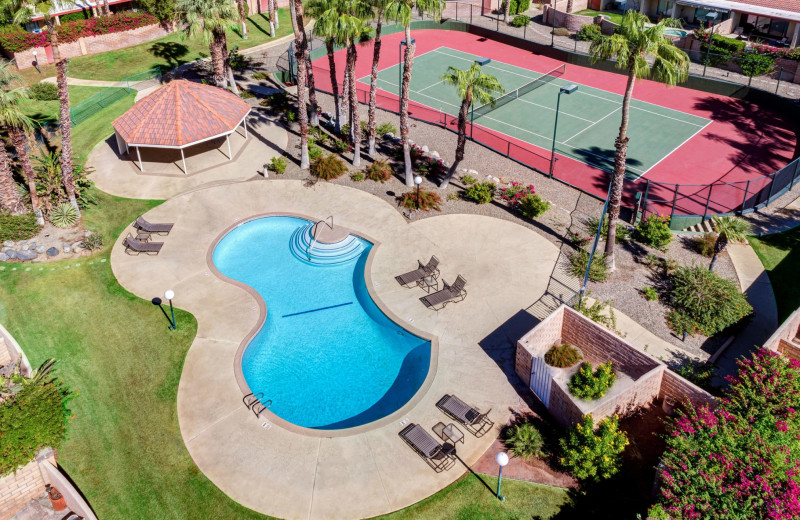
[[358, 46, 711, 180]]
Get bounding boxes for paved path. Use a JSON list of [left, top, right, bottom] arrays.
[[748, 193, 800, 235], [110, 180, 560, 520], [41, 76, 119, 87]]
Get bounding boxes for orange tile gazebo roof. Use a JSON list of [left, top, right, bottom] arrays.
[[112, 80, 251, 148]]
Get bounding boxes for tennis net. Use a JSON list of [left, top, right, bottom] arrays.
[[472, 63, 566, 120]]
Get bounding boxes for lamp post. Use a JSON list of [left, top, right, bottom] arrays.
[[702, 12, 718, 77], [579, 170, 615, 306], [549, 84, 578, 178], [32, 50, 40, 74], [164, 290, 176, 331], [551, 4, 557, 47], [495, 452, 509, 501], [414, 175, 423, 210], [399, 38, 415, 99]]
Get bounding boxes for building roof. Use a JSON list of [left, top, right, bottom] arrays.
[[678, 0, 800, 21], [112, 80, 251, 148]]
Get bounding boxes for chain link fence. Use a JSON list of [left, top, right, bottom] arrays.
[[70, 68, 162, 126]]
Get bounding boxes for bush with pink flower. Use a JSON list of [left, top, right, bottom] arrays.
[[500, 182, 550, 218]]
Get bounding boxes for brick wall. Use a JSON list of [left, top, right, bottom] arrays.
[[778, 339, 800, 361], [515, 342, 534, 386], [543, 5, 595, 32], [0, 335, 10, 367], [551, 0, 590, 14], [0, 450, 53, 520], [516, 310, 565, 386], [764, 308, 800, 355], [0, 323, 31, 376], [584, 367, 664, 421], [658, 369, 718, 410], [547, 379, 584, 427]]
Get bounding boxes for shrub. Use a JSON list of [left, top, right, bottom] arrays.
[[308, 143, 323, 161], [33, 152, 94, 212], [559, 414, 628, 482], [398, 189, 441, 212], [642, 286, 658, 301], [666, 265, 752, 337], [268, 156, 287, 174], [310, 154, 347, 180], [80, 233, 103, 251], [636, 214, 672, 250], [569, 361, 616, 400], [500, 0, 529, 15], [350, 172, 365, 182], [29, 81, 58, 101], [461, 174, 477, 185], [568, 248, 609, 282], [544, 343, 581, 368], [510, 14, 531, 27], [695, 232, 717, 257], [251, 71, 270, 81], [519, 194, 550, 219], [0, 212, 41, 242], [585, 215, 630, 243], [577, 23, 601, 41], [734, 51, 775, 77], [499, 181, 534, 206], [447, 192, 460, 201], [59, 9, 91, 23], [0, 25, 47, 53], [574, 292, 620, 334], [552, 27, 570, 37], [365, 160, 393, 182], [377, 122, 397, 136], [49, 203, 78, 228], [332, 137, 351, 154], [261, 91, 290, 112], [674, 359, 715, 392], [464, 181, 495, 204], [0, 360, 75, 477], [697, 31, 745, 67], [416, 156, 446, 178], [505, 422, 546, 459]]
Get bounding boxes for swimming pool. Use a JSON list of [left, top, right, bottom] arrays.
[[664, 28, 689, 37], [212, 216, 432, 430]]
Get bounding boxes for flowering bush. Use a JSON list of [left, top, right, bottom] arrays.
[[749, 44, 800, 62], [0, 25, 48, 53], [568, 361, 616, 400], [636, 214, 672, 250], [559, 414, 628, 482], [500, 181, 534, 206], [657, 349, 800, 520], [398, 189, 441, 212]]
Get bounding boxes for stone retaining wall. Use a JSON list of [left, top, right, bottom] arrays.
[[764, 308, 800, 361], [543, 5, 595, 32], [0, 450, 54, 520]]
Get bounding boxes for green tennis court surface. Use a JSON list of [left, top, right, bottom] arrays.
[[359, 47, 711, 180]]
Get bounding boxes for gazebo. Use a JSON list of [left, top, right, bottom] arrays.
[[112, 80, 251, 174]]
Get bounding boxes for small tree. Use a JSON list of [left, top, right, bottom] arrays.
[[559, 414, 628, 482], [710, 215, 752, 271]]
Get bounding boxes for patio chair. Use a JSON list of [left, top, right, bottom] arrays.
[[419, 275, 466, 311], [436, 394, 494, 438], [398, 423, 456, 472], [123, 233, 163, 256], [395, 255, 440, 288], [133, 216, 174, 236]]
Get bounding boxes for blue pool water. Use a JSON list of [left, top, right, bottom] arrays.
[[212, 216, 431, 430]]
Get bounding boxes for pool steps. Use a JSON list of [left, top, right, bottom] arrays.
[[289, 222, 363, 265], [243, 392, 272, 418]]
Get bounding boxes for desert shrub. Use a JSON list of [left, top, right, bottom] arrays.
[[510, 14, 531, 27], [447, 192, 460, 201], [331, 137, 351, 154], [398, 189, 441, 212], [416, 156, 446, 178], [568, 248, 609, 282], [577, 23, 602, 41], [464, 181, 495, 204], [377, 122, 397, 136], [239, 89, 255, 99], [365, 160, 393, 182], [519, 194, 550, 219], [49, 203, 78, 228], [505, 421, 546, 459], [284, 109, 297, 122], [33, 152, 94, 212], [310, 154, 347, 180], [350, 172, 365, 182], [80, 233, 103, 251], [559, 414, 628, 482], [461, 174, 477, 185], [574, 292, 620, 334], [666, 265, 752, 337], [569, 361, 616, 400], [695, 232, 717, 257], [734, 51, 775, 77], [584, 215, 630, 243], [0, 360, 75, 477], [251, 71, 270, 80], [552, 27, 570, 37], [268, 156, 287, 174], [642, 286, 658, 301], [0, 212, 41, 242], [544, 343, 582, 368], [29, 81, 58, 101], [636, 214, 672, 250], [308, 142, 323, 161]]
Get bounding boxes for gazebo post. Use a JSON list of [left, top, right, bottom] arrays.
[[243, 117, 248, 139], [136, 147, 144, 172], [180, 148, 188, 174], [226, 135, 232, 160]]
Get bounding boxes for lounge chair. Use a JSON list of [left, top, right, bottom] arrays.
[[395, 255, 440, 288], [436, 394, 494, 437], [398, 423, 456, 472], [133, 216, 174, 236], [123, 233, 163, 256], [420, 275, 466, 310]]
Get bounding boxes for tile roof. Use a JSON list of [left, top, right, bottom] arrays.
[[733, 0, 800, 15], [112, 80, 251, 148]]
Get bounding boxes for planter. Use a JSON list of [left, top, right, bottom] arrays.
[[544, 343, 583, 369], [662, 396, 677, 415], [48, 485, 66, 511]]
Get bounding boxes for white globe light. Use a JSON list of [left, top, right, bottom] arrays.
[[496, 452, 509, 467], [414, 175, 423, 185], [164, 290, 175, 300]]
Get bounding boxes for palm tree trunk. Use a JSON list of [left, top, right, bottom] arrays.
[[103, 0, 111, 16], [341, 65, 350, 129], [267, 0, 275, 36], [566, 0, 574, 13], [291, 0, 309, 169], [305, 39, 320, 126], [400, 25, 416, 186], [603, 65, 636, 271], [504, 0, 510, 23], [347, 43, 360, 167], [51, 25, 80, 217], [0, 144, 24, 215], [10, 126, 43, 225], [367, 15, 383, 156], [326, 40, 341, 133], [709, 234, 726, 271], [273, 0, 279, 29], [440, 93, 471, 189], [238, 0, 248, 38], [211, 30, 228, 88]]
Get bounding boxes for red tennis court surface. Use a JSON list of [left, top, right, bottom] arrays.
[[310, 29, 798, 217]]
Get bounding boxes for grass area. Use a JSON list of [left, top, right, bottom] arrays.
[[748, 227, 800, 322], [65, 10, 292, 81], [575, 9, 623, 24]]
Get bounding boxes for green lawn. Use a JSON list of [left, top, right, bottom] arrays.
[[749, 227, 800, 322], [575, 9, 624, 24], [66, 10, 292, 81]]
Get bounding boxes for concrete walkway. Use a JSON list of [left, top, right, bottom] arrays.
[[110, 180, 560, 520]]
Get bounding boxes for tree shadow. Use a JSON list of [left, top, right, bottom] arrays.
[[248, 14, 272, 37], [149, 41, 190, 69]]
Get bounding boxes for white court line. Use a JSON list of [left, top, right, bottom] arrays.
[[630, 119, 714, 181], [516, 97, 595, 123], [562, 106, 620, 145], [418, 79, 445, 92], [433, 48, 537, 81], [369, 45, 446, 77]]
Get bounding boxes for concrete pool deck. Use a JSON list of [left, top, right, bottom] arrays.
[[110, 180, 560, 520]]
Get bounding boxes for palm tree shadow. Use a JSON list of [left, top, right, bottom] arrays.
[[149, 41, 190, 69], [248, 14, 272, 37]]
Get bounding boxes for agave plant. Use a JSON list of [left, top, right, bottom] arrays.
[[50, 202, 78, 228]]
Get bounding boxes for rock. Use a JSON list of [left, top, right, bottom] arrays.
[[2, 248, 14, 258], [384, 132, 394, 139], [36, 246, 45, 254], [2, 240, 12, 248], [28, 241, 37, 250], [72, 241, 83, 251], [63, 245, 71, 254], [0, 253, 7, 262], [443, 161, 450, 167], [430, 150, 440, 158], [468, 169, 479, 175], [421, 145, 429, 153], [46, 247, 59, 257], [84, 230, 93, 237], [16, 250, 37, 261]]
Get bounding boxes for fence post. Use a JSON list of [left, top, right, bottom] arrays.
[[470, 4, 473, 24], [456, 3, 458, 21], [766, 173, 776, 204], [639, 179, 651, 225], [524, 23, 526, 40], [791, 159, 800, 190], [776, 67, 783, 94], [702, 184, 713, 220], [748, 75, 753, 87], [669, 184, 679, 222], [741, 179, 751, 212], [574, 37, 578, 52]]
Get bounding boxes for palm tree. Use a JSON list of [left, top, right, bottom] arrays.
[[290, 0, 310, 168], [386, 0, 445, 186], [709, 216, 751, 271], [589, 10, 688, 271], [236, 0, 248, 38], [177, 0, 240, 89], [0, 143, 24, 214], [503, 0, 510, 23], [439, 63, 503, 189], [11, 0, 80, 215], [0, 62, 42, 224], [366, 0, 390, 155], [271, 0, 279, 32], [102, 0, 111, 16]]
